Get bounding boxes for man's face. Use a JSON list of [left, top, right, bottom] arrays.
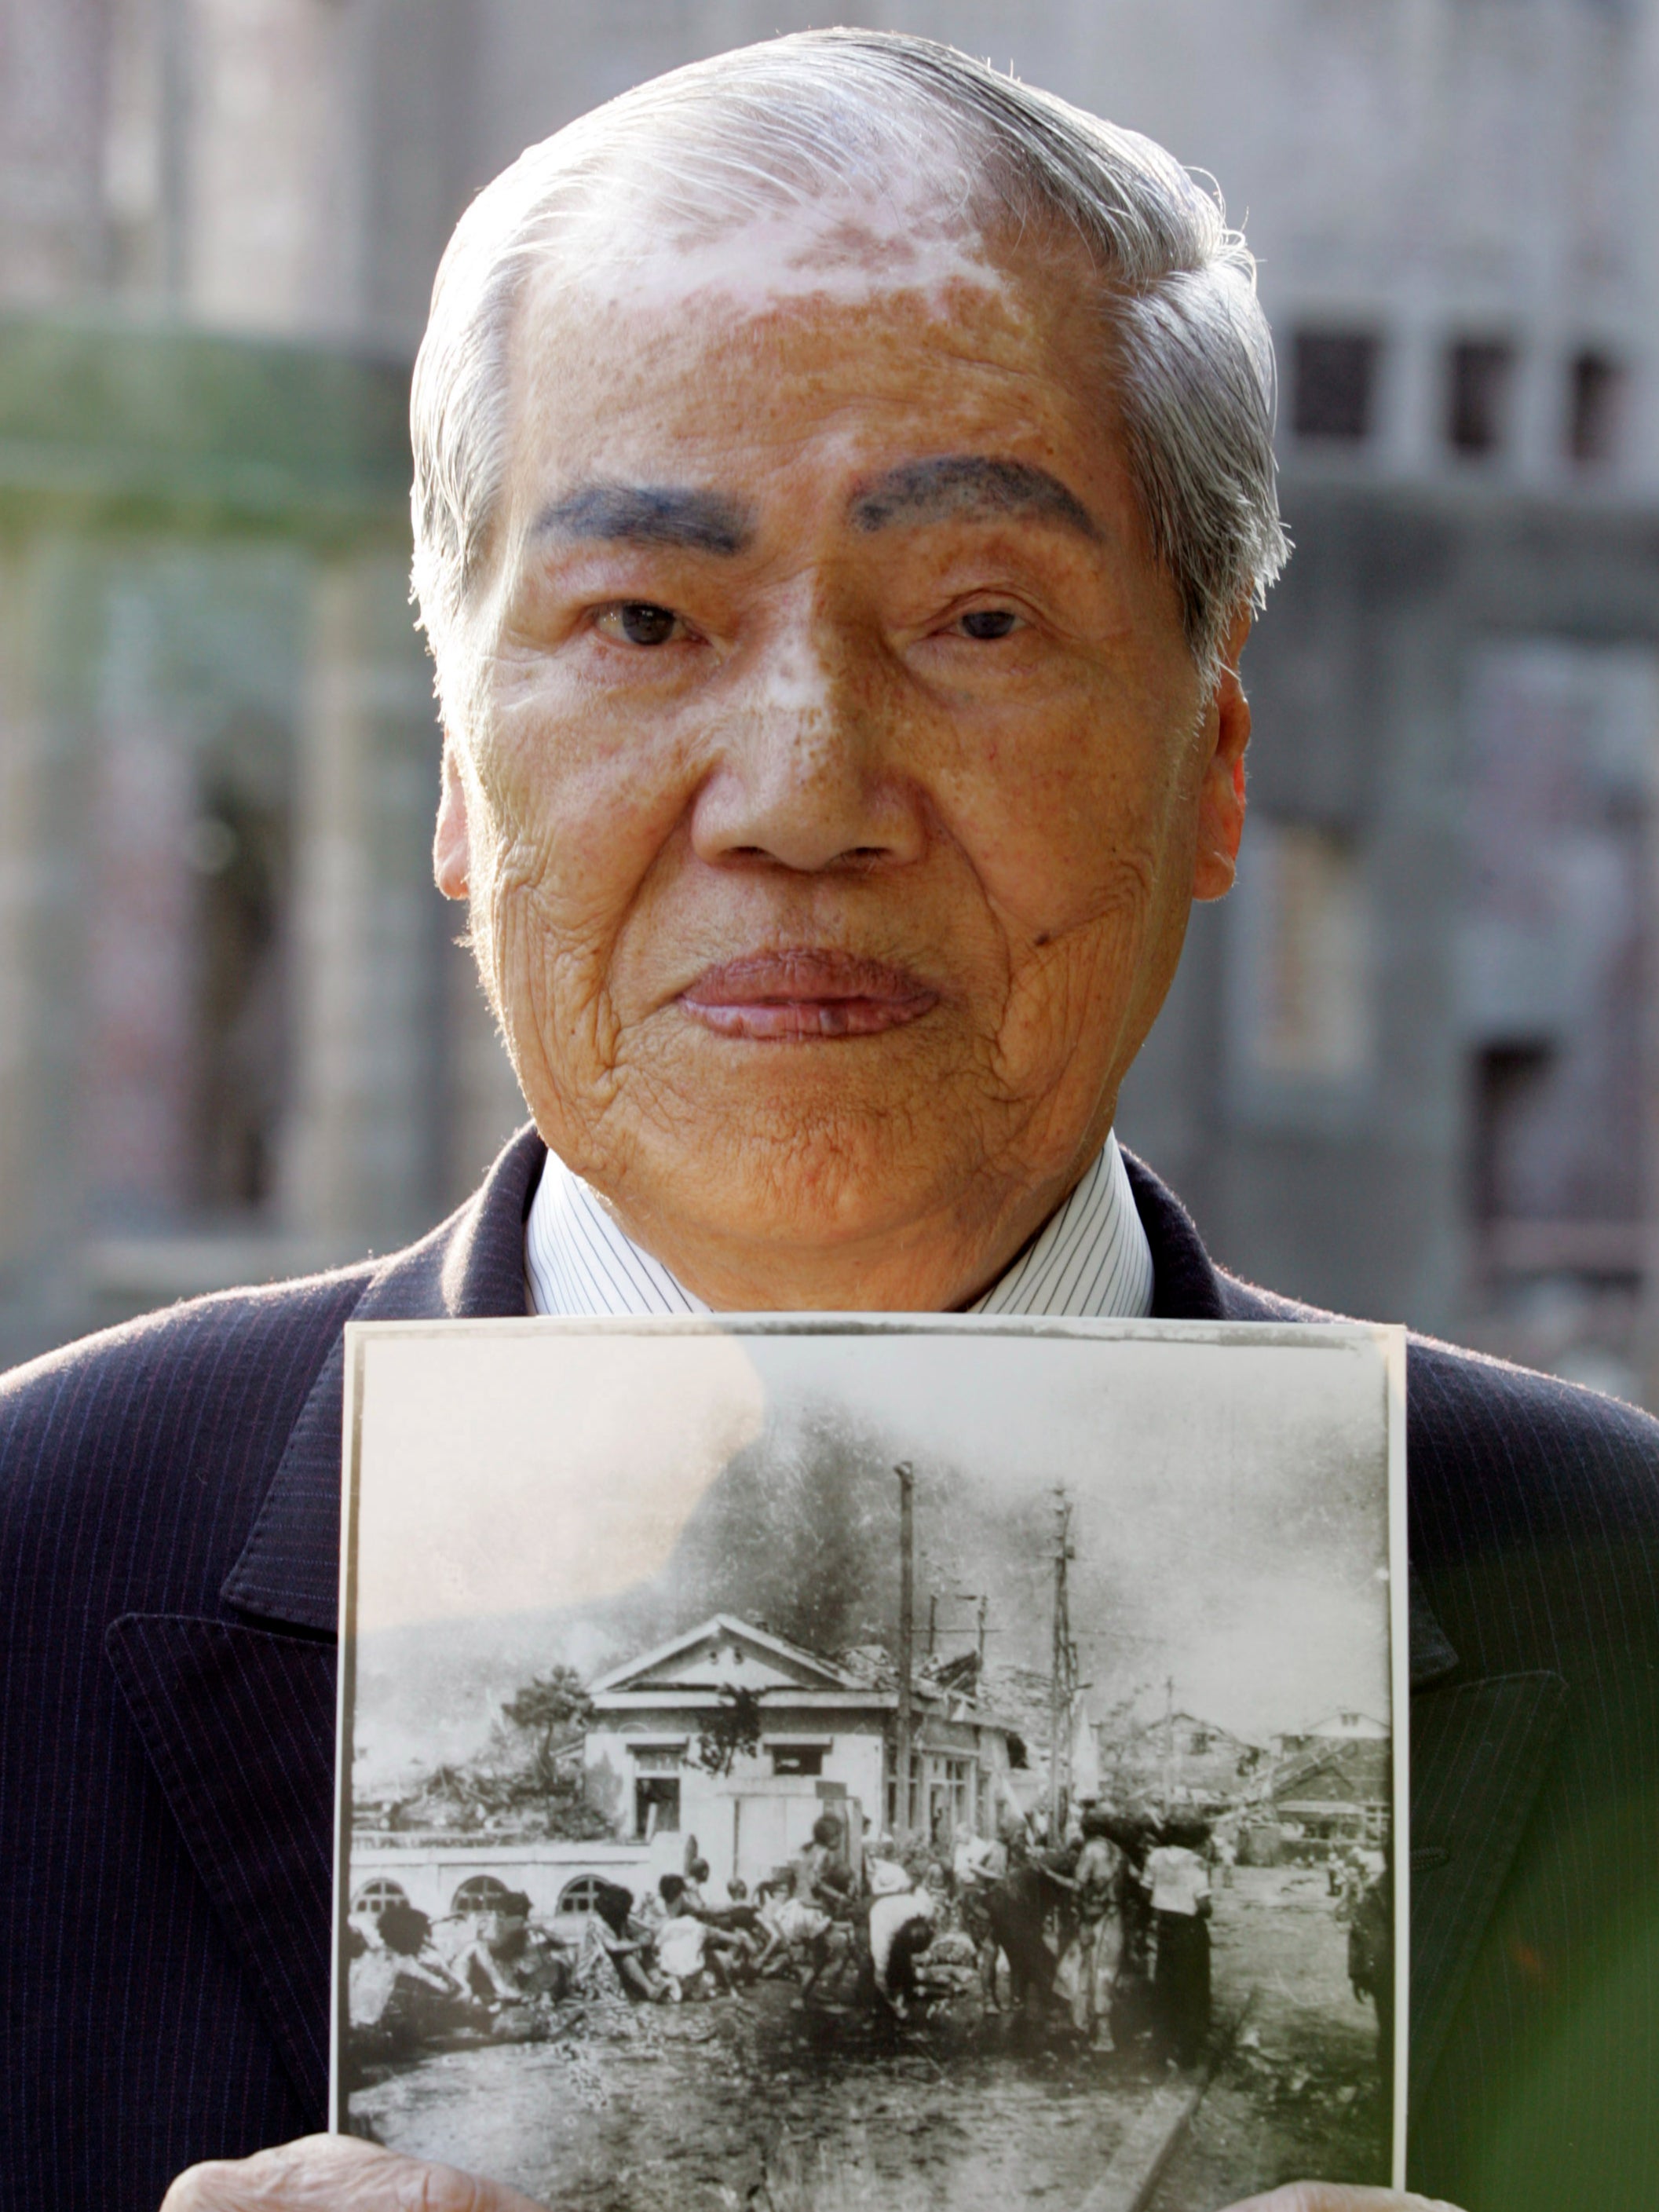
[[437, 199, 1248, 1308]]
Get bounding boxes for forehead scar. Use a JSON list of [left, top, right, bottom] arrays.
[[537, 482, 755, 556], [850, 455, 1101, 540]]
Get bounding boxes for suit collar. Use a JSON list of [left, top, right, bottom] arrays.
[[231, 1138, 1204, 1635], [224, 1128, 1461, 1690], [220, 1123, 546, 1632], [1120, 1149, 1230, 1321]]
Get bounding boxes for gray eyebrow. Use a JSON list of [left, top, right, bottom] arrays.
[[537, 482, 755, 556], [850, 455, 1101, 540]]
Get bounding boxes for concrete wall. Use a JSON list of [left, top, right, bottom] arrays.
[[348, 1837, 654, 1924], [1119, 475, 1659, 1388], [0, 319, 524, 1364]]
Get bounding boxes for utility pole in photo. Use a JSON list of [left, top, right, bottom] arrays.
[[1162, 1673, 1176, 1812], [1049, 1490, 1075, 1839], [895, 1461, 915, 1842]]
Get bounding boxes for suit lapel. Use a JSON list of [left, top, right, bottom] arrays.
[[104, 1614, 339, 2111], [221, 1123, 546, 1631], [101, 1125, 548, 2110]]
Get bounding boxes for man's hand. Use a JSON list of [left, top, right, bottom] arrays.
[[1221, 2189, 1465, 2212], [160, 2135, 550, 2211], [163, 2142, 1467, 2212]]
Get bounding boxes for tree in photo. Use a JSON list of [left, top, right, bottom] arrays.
[[693, 1683, 766, 1776], [502, 1665, 596, 1790]]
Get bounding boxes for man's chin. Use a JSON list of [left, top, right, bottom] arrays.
[[593, 1115, 987, 1288]]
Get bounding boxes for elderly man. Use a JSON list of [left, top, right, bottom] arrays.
[[2, 29, 1655, 2212]]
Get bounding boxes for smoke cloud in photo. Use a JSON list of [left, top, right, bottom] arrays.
[[349, 1319, 1395, 1792]]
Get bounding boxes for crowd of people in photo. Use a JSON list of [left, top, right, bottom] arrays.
[[346, 1796, 1231, 2075]]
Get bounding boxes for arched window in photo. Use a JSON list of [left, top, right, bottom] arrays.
[[451, 1874, 516, 1918]]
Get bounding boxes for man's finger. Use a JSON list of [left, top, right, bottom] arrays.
[[159, 2133, 551, 2212], [1219, 2187, 1465, 2212]]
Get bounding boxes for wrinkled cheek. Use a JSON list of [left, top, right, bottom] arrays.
[[991, 933, 1128, 1088], [993, 813, 1162, 972], [477, 843, 627, 1106], [956, 743, 1164, 938], [1092, 839, 1164, 936], [986, 846, 1162, 1095], [471, 713, 687, 969]]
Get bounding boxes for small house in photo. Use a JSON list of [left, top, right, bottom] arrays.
[[584, 1612, 1021, 1890]]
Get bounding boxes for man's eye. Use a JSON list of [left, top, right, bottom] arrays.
[[599, 602, 682, 646], [957, 608, 1019, 641]]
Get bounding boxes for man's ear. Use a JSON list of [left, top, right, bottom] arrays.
[[433, 734, 472, 901], [1191, 607, 1252, 903]]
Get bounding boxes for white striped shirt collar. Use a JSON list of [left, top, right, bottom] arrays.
[[524, 1132, 1154, 1320]]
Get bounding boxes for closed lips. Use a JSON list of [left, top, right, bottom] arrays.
[[678, 951, 941, 1038]]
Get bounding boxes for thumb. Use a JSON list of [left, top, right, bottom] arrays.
[[160, 2133, 551, 2211]]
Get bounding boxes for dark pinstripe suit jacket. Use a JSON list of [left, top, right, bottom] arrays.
[[4, 1125, 1657, 2210]]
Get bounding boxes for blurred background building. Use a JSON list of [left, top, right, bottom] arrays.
[[3, 0, 1658, 1396]]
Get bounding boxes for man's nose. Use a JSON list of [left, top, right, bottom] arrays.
[[688, 623, 927, 875]]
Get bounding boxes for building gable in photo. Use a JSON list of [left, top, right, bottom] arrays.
[[588, 1613, 867, 1698]]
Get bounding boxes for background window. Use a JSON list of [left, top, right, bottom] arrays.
[[1448, 340, 1515, 455], [1459, 641, 1656, 1285], [1230, 821, 1373, 1088], [1471, 1043, 1557, 1230], [1567, 351, 1624, 466], [1292, 331, 1380, 441]]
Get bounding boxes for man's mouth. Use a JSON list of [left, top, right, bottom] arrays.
[[678, 950, 941, 1040]]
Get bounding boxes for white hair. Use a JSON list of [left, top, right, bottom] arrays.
[[410, 28, 1289, 724]]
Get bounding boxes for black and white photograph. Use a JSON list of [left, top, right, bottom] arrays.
[[334, 1316, 1407, 2210]]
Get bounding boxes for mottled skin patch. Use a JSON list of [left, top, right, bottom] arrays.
[[433, 203, 1251, 1312]]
